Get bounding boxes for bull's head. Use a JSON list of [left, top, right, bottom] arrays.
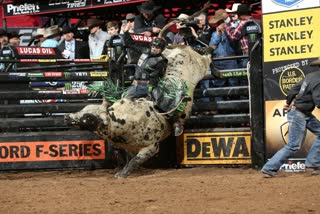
[[64, 103, 108, 131]]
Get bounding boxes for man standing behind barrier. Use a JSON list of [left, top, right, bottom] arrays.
[[87, 18, 110, 59], [0, 29, 9, 49], [261, 59, 320, 177], [134, 1, 166, 37], [41, 25, 61, 48], [58, 26, 89, 59], [225, 4, 253, 68]]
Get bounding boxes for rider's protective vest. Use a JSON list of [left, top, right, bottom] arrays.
[[134, 52, 167, 87]]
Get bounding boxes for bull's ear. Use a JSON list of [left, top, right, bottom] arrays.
[[102, 100, 110, 108]]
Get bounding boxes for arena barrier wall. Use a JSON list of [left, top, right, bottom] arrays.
[[0, 46, 116, 170], [0, 30, 264, 170]]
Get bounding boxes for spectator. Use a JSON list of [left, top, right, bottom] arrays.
[[173, 13, 191, 45], [172, 13, 201, 48], [106, 21, 120, 37], [87, 18, 110, 59], [225, 3, 242, 57], [120, 13, 135, 34], [58, 26, 89, 59], [30, 28, 46, 47], [226, 4, 253, 68], [195, 12, 214, 46], [209, 10, 239, 87], [134, 1, 166, 36], [41, 25, 61, 48], [8, 31, 23, 47], [226, 3, 242, 29], [0, 29, 9, 49], [102, 21, 122, 58]]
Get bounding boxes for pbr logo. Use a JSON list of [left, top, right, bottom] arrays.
[[271, 0, 303, 7]]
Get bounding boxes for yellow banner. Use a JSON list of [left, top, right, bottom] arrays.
[[177, 132, 251, 165], [263, 8, 320, 62]]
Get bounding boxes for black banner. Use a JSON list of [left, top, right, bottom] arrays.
[[263, 58, 318, 101], [3, 0, 144, 17]]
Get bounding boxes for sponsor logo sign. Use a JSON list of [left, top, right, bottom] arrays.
[[90, 72, 108, 77], [9, 73, 26, 77], [177, 132, 251, 165], [4, 0, 144, 17], [0, 140, 105, 162], [16, 47, 56, 55], [280, 159, 305, 172], [27, 73, 44, 77], [222, 70, 247, 77], [6, 3, 40, 16], [44, 72, 63, 77], [272, 0, 303, 8], [130, 34, 157, 43], [279, 67, 305, 96], [262, 0, 319, 14], [48, 0, 87, 9], [38, 90, 62, 94], [263, 8, 320, 62]]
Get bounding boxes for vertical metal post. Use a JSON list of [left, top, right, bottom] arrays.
[[245, 20, 265, 168]]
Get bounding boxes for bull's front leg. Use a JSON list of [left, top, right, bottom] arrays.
[[114, 142, 159, 178]]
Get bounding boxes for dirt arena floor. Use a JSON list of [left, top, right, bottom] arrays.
[[1, 167, 319, 214]]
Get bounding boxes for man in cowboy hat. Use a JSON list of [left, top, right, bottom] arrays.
[[225, 4, 253, 61], [58, 26, 89, 59], [262, 57, 320, 177], [0, 29, 9, 49], [203, 9, 239, 104], [225, 3, 242, 28], [134, 1, 166, 36], [30, 28, 46, 46], [120, 13, 136, 34], [41, 25, 61, 48], [86, 18, 110, 59], [8, 31, 23, 47]]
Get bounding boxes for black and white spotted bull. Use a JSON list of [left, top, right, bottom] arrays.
[[65, 46, 212, 178]]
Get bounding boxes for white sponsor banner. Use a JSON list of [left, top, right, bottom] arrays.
[[262, 0, 320, 14]]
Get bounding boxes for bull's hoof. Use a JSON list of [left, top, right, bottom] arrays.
[[114, 171, 128, 179]]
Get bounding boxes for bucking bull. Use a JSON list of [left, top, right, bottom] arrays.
[[65, 45, 211, 178], [64, 2, 214, 178]]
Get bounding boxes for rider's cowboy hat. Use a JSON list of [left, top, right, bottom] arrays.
[[32, 28, 46, 39], [137, 1, 161, 15], [310, 57, 320, 67], [226, 3, 242, 13], [208, 9, 226, 24], [86, 18, 103, 29], [235, 4, 251, 15], [44, 25, 61, 38]]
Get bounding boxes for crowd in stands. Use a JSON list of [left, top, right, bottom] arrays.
[[0, 1, 255, 115]]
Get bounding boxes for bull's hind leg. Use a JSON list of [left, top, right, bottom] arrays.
[[115, 142, 159, 178]]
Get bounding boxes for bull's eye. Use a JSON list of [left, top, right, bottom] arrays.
[[79, 113, 101, 131]]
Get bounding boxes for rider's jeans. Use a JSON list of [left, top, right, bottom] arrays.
[[262, 108, 320, 175]]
